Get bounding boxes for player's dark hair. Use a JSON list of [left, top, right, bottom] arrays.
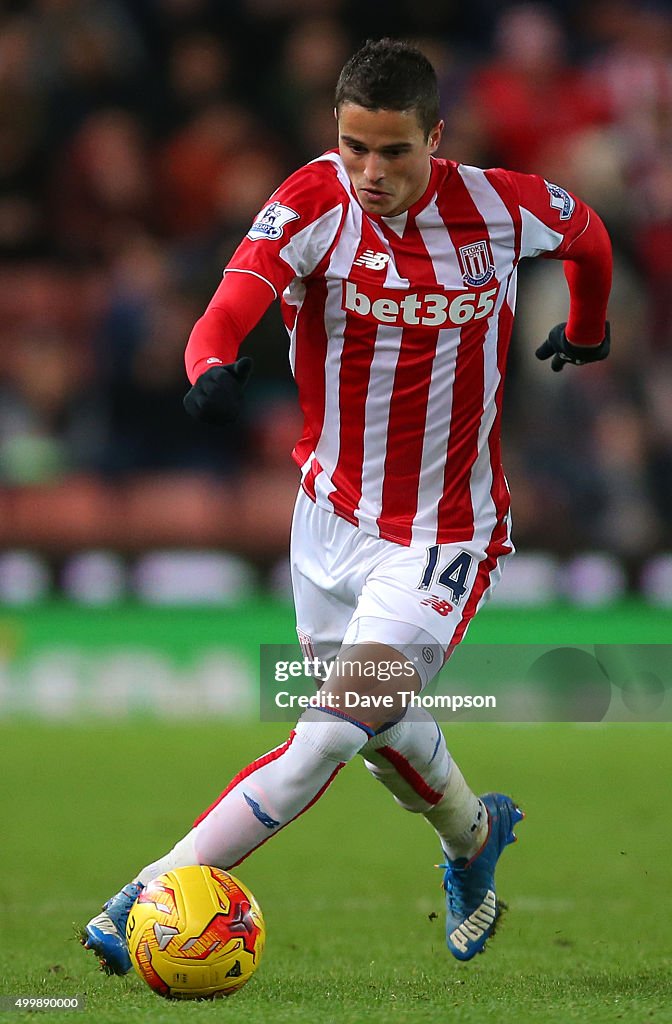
[[335, 38, 440, 137]]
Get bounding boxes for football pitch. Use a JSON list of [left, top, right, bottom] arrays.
[[1, 601, 671, 1023], [1, 720, 671, 1023]]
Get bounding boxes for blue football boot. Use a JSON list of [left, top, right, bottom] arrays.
[[80, 881, 144, 975], [439, 792, 524, 961]]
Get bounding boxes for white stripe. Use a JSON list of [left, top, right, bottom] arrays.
[[286, 278, 306, 377], [506, 271, 517, 316], [279, 204, 344, 279], [380, 210, 408, 237], [357, 323, 403, 530], [415, 197, 463, 288], [410, 199, 463, 543], [313, 202, 364, 506], [519, 206, 564, 258], [457, 165, 516, 278], [457, 166, 517, 550], [314, 284, 346, 501], [356, 218, 406, 527]]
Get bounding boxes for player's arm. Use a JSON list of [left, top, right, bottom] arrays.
[[183, 272, 275, 424], [184, 160, 347, 422], [536, 203, 612, 371], [492, 170, 613, 372]]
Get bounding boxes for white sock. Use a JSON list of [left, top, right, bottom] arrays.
[[135, 832, 199, 887], [135, 709, 371, 879], [425, 762, 487, 861], [361, 710, 487, 861]]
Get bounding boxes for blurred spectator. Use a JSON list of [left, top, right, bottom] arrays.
[[32, 0, 147, 144], [587, 2, 672, 350], [49, 109, 155, 261], [145, 32, 235, 139], [464, 4, 609, 172], [0, 16, 49, 257], [91, 229, 248, 476], [156, 102, 260, 239], [259, 16, 350, 162], [0, 0, 669, 567], [0, 263, 102, 482]]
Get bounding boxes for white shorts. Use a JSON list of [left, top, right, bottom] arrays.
[[290, 488, 513, 687]]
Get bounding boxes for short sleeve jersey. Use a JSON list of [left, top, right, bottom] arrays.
[[226, 151, 592, 549]]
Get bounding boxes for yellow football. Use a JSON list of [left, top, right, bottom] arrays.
[[125, 865, 265, 999]]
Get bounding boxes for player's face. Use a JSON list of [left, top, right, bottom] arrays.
[[337, 103, 443, 217]]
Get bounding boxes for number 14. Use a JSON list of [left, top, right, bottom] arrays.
[[418, 546, 473, 603]]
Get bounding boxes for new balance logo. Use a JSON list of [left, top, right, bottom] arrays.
[[353, 249, 390, 270], [449, 888, 497, 953], [420, 595, 453, 616]]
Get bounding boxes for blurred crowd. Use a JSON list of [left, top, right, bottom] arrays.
[[0, 0, 671, 573]]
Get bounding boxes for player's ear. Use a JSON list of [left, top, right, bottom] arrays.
[[428, 120, 444, 154], [333, 106, 338, 122]]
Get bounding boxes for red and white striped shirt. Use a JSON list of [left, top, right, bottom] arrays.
[[198, 151, 610, 548]]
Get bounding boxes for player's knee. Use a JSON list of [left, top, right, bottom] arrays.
[[294, 707, 371, 763], [360, 710, 451, 802], [316, 641, 423, 729], [363, 709, 449, 771]]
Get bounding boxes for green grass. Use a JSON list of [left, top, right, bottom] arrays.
[[1, 720, 671, 1023], [1, 596, 671, 656]]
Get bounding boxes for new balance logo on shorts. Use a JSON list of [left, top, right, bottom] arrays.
[[420, 595, 454, 616]]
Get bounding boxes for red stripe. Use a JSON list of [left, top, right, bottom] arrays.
[[227, 763, 344, 869], [434, 173, 493, 543], [291, 178, 348, 470], [435, 322, 486, 542], [488, 298, 514, 522], [449, 516, 512, 649], [301, 457, 322, 502], [292, 278, 329, 470], [326, 312, 375, 521], [193, 731, 297, 827], [374, 216, 441, 545], [483, 169, 522, 525], [378, 745, 444, 805], [484, 169, 522, 261], [327, 217, 384, 521]]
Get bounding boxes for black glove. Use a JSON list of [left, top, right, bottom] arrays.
[[535, 322, 610, 372], [183, 357, 253, 424]]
